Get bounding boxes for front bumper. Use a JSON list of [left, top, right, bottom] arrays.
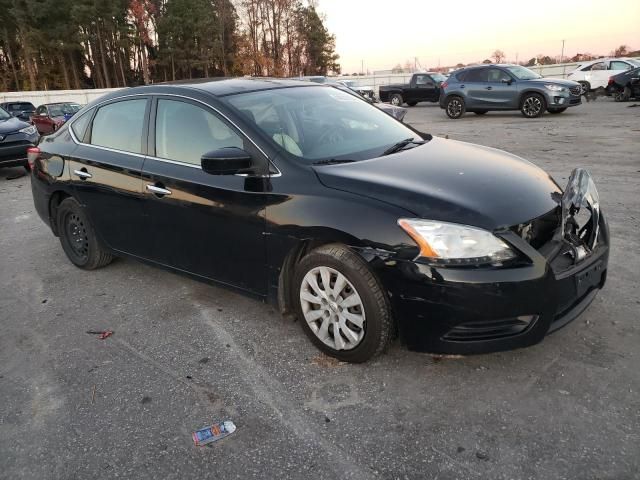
[[0, 132, 39, 168], [379, 218, 609, 354], [542, 89, 582, 108]]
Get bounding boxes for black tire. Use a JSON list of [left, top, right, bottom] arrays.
[[57, 197, 113, 270], [389, 93, 403, 106], [406, 101, 418, 107], [520, 93, 546, 118], [445, 96, 465, 119], [578, 81, 591, 94], [474, 110, 488, 115], [547, 108, 567, 114], [618, 86, 632, 102], [293, 244, 392, 363]]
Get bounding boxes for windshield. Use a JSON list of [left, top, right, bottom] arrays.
[[7, 103, 34, 112], [629, 59, 640, 67], [0, 107, 10, 120], [506, 66, 542, 80], [226, 86, 421, 162], [48, 103, 81, 117]]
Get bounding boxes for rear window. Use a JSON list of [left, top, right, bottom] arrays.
[[7, 102, 34, 112], [90, 99, 148, 154]]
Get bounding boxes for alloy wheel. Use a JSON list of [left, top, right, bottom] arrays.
[[391, 96, 401, 106], [522, 96, 542, 117], [299, 266, 365, 351], [447, 98, 462, 117]]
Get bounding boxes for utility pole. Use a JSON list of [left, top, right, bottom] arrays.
[[561, 39, 566, 77], [361, 59, 364, 75]]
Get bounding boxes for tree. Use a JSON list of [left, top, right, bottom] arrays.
[[614, 45, 629, 57], [391, 63, 403, 74], [491, 49, 505, 63]]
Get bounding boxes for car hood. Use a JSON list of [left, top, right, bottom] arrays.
[[524, 77, 581, 88], [0, 115, 29, 134], [313, 137, 562, 231]]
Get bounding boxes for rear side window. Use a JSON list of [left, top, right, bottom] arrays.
[[71, 111, 92, 141], [154, 99, 243, 165], [462, 69, 488, 82], [90, 99, 147, 154]]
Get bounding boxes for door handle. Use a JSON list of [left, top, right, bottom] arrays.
[[486, 86, 493, 90], [460, 84, 465, 89], [146, 184, 172, 196], [73, 169, 92, 180]]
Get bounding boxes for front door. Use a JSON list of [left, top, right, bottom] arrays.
[[481, 68, 517, 108], [413, 74, 438, 102], [140, 96, 268, 295]]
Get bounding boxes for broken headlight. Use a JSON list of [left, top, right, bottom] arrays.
[[398, 219, 516, 265]]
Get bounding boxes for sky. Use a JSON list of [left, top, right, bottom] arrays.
[[315, 0, 640, 73]]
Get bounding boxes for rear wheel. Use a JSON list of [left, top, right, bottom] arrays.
[[578, 81, 591, 95], [389, 94, 403, 106], [293, 244, 392, 363], [547, 107, 567, 114], [520, 93, 546, 118], [445, 96, 465, 119], [57, 197, 114, 270], [614, 86, 632, 102]]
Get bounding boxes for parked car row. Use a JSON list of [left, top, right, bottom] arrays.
[[0, 105, 40, 171], [0, 101, 82, 135]]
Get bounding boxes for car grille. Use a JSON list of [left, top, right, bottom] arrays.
[[570, 85, 582, 96], [442, 316, 538, 342]]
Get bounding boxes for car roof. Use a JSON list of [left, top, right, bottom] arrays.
[[41, 102, 80, 106], [152, 77, 318, 96]]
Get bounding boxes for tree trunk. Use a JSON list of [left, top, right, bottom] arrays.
[[59, 51, 71, 90], [3, 30, 20, 90], [69, 51, 81, 89], [95, 22, 112, 88]]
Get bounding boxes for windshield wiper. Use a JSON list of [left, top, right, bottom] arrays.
[[382, 138, 426, 156], [312, 159, 356, 166]]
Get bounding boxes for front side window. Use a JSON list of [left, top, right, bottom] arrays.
[[90, 99, 147, 154], [505, 66, 541, 80], [227, 86, 421, 162], [609, 61, 631, 71], [155, 99, 243, 165], [415, 75, 431, 85], [584, 62, 606, 71], [0, 107, 10, 121], [487, 68, 512, 83]]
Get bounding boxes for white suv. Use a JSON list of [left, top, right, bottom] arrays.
[[567, 58, 640, 92]]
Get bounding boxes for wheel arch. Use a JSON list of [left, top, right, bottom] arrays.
[[49, 190, 72, 236], [518, 89, 547, 108]]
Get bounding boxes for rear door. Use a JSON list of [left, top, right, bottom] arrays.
[[140, 96, 268, 295], [462, 68, 489, 108], [67, 97, 151, 258]]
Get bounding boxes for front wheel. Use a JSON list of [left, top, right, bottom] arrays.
[[57, 197, 114, 270], [521, 93, 546, 118], [294, 244, 392, 363], [547, 108, 567, 114], [578, 81, 591, 95], [389, 94, 403, 106], [445, 96, 465, 119], [614, 86, 632, 102]]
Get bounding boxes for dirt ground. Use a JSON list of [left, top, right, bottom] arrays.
[[1, 98, 639, 479]]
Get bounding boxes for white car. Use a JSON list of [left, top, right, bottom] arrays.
[[567, 58, 640, 92]]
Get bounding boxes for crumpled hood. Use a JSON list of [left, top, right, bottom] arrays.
[[313, 137, 562, 231], [0, 116, 30, 134], [524, 77, 581, 89]]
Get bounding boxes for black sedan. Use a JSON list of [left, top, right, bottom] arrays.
[[28, 79, 609, 362], [607, 66, 640, 101]]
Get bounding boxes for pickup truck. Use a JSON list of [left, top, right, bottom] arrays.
[[379, 72, 447, 106]]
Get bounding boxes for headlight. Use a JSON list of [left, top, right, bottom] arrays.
[[19, 125, 37, 136], [398, 219, 517, 265], [545, 84, 565, 92]]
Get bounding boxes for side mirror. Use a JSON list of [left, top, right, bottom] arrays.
[[201, 147, 253, 175], [501, 78, 513, 85]]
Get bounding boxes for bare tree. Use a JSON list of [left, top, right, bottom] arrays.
[[491, 49, 505, 63]]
